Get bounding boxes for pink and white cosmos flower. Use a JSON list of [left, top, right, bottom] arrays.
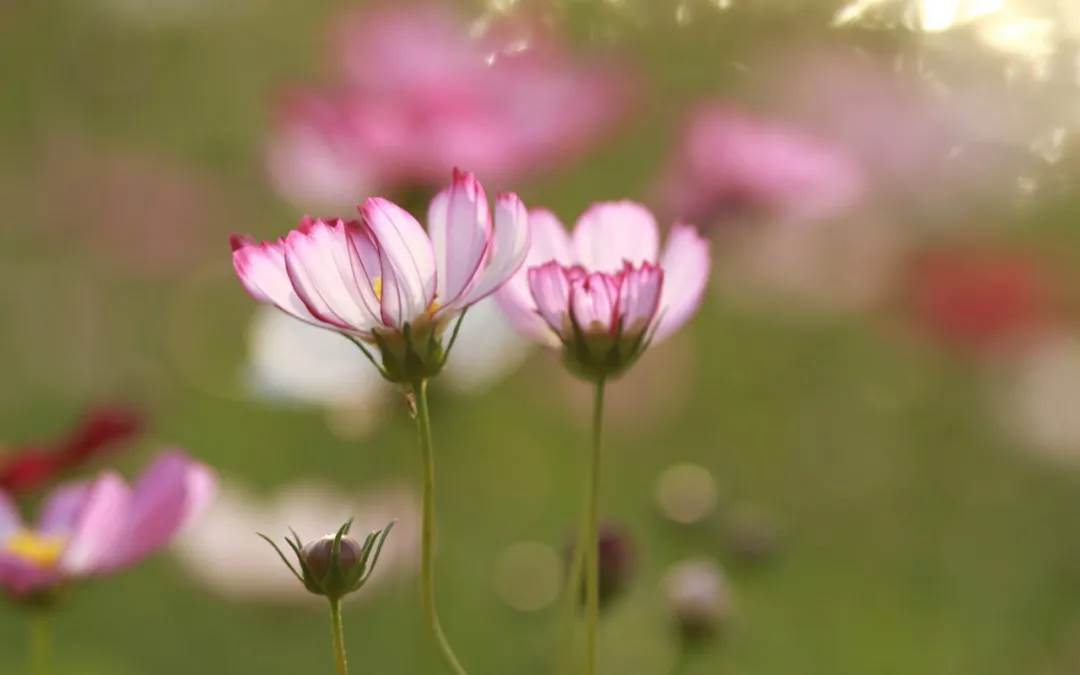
[[231, 169, 530, 383], [0, 450, 215, 599], [496, 202, 710, 380], [661, 103, 864, 225], [267, 4, 631, 210]]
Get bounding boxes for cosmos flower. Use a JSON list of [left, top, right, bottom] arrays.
[[231, 169, 529, 383], [660, 103, 864, 225], [267, 3, 631, 209], [0, 450, 215, 599], [495, 202, 709, 380], [0, 406, 142, 494]]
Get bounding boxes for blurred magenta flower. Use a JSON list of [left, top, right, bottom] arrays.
[[0, 450, 215, 599], [496, 202, 709, 380], [267, 3, 632, 209], [661, 103, 864, 225], [0, 406, 142, 495], [232, 169, 529, 383], [907, 246, 1054, 353]]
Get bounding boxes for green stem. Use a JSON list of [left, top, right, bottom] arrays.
[[329, 598, 348, 675], [413, 380, 469, 675], [584, 377, 606, 675], [552, 492, 588, 675], [29, 611, 51, 675]]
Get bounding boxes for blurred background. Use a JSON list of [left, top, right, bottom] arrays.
[[4, 0, 1080, 673]]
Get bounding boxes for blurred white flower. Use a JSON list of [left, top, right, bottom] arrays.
[[440, 297, 530, 393], [246, 306, 385, 408], [245, 298, 529, 408], [173, 479, 419, 603], [996, 334, 1080, 462]]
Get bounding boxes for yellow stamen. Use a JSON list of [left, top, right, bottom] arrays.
[[373, 276, 383, 301], [4, 531, 64, 567]]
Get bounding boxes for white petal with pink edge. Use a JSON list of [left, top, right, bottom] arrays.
[[360, 198, 438, 327], [452, 192, 530, 310], [428, 170, 491, 308], [654, 224, 710, 342], [572, 201, 659, 272]]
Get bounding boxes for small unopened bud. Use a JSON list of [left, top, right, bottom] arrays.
[[662, 558, 733, 643], [301, 535, 363, 583], [567, 522, 636, 611], [259, 519, 395, 601]]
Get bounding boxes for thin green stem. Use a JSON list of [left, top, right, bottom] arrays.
[[29, 611, 51, 675], [584, 377, 606, 675], [414, 379, 469, 675], [552, 492, 588, 675], [329, 598, 348, 675]]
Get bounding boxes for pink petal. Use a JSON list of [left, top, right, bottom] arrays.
[[527, 261, 573, 339], [105, 450, 216, 572], [359, 198, 437, 327], [572, 201, 659, 272], [453, 192, 530, 309], [495, 209, 572, 344], [618, 263, 665, 336], [231, 234, 332, 329], [37, 482, 92, 537], [58, 472, 131, 576], [0, 491, 21, 540], [570, 272, 621, 335], [654, 224, 711, 342], [283, 218, 380, 335], [427, 169, 492, 307]]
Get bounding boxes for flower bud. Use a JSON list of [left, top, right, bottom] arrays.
[[301, 535, 363, 586], [567, 522, 636, 611], [260, 519, 394, 601], [661, 558, 733, 643]]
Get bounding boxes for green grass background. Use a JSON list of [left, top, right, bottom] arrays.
[[3, 1, 1080, 673]]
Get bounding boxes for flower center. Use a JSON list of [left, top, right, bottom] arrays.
[[4, 530, 65, 567], [373, 276, 383, 301]]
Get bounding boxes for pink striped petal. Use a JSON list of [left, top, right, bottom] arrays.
[[654, 224, 710, 342], [105, 450, 215, 571], [570, 272, 621, 335], [58, 473, 131, 576], [360, 198, 437, 327], [527, 261, 573, 339], [428, 169, 492, 307], [283, 218, 380, 335], [0, 491, 21, 540], [572, 201, 659, 272], [495, 209, 572, 343], [452, 192, 530, 309], [618, 263, 664, 336], [231, 234, 330, 329]]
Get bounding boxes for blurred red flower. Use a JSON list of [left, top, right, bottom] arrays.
[[908, 247, 1054, 353], [0, 407, 142, 494]]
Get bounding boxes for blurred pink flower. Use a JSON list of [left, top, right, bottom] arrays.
[[232, 169, 529, 381], [0, 450, 215, 598], [496, 202, 709, 379], [267, 3, 632, 209], [660, 103, 865, 225]]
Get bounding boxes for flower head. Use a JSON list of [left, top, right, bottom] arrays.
[[661, 104, 864, 225], [0, 450, 215, 601], [259, 519, 394, 601], [267, 4, 631, 209], [231, 169, 530, 383], [496, 202, 709, 380], [0, 406, 142, 494]]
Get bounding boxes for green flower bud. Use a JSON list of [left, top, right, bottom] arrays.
[[259, 519, 395, 601]]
